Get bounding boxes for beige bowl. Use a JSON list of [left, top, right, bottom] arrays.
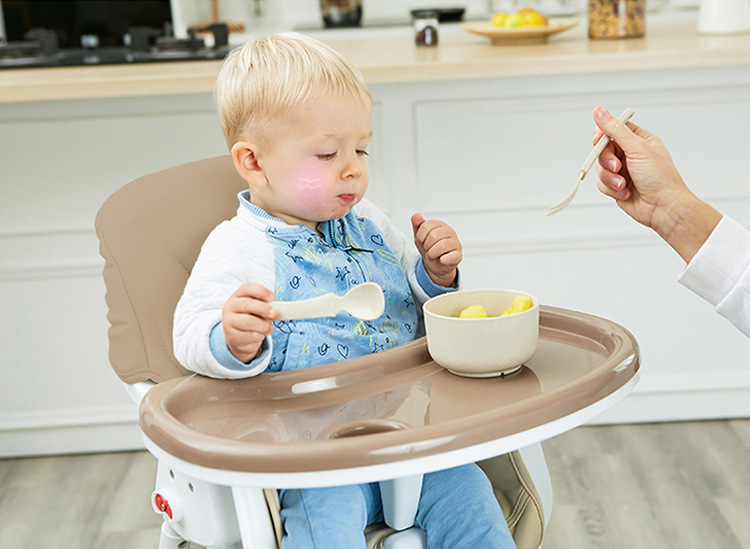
[[423, 289, 540, 377]]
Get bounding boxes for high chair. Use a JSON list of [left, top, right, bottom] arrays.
[[95, 156, 640, 549]]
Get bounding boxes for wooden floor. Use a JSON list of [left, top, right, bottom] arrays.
[[1, 419, 749, 548]]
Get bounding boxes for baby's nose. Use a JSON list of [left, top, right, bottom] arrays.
[[342, 156, 364, 179]]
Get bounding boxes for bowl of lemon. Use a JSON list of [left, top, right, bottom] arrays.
[[460, 8, 578, 46], [423, 289, 539, 377]]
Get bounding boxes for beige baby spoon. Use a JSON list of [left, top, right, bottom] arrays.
[[271, 282, 385, 321], [547, 107, 635, 216]]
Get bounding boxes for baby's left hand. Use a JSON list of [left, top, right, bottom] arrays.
[[411, 213, 462, 287]]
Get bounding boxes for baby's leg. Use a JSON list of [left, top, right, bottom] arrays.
[[415, 463, 515, 549], [280, 483, 382, 549]]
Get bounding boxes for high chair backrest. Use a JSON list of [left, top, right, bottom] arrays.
[[95, 156, 246, 384]]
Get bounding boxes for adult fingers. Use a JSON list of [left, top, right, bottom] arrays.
[[596, 159, 627, 192], [592, 105, 644, 157], [596, 177, 630, 202]]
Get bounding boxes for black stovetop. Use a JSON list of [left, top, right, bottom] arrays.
[[0, 24, 230, 70], [0, 44, 229, 69]]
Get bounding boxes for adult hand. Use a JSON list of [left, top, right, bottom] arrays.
[[592, 105, 690, 230], [593, 105, 721, 262], [411, 213, 462, 287], [222, 283, 278, 363]]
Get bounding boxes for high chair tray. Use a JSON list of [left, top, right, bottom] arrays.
[[141, 305, 639, 481]]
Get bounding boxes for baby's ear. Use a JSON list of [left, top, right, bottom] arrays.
[[231, 141, 267, 187]]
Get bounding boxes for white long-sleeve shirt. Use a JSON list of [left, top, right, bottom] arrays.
[[678, 216, 750, 338]]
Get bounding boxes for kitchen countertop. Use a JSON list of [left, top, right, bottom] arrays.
[[1, 19, 749, 103]]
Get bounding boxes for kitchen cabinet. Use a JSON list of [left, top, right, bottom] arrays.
[[1, 19, 749, 457]]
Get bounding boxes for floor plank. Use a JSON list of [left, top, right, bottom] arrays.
[[0, 452, 162, 548], [0, 420, 748, 548], [541, 420, 750, 548]]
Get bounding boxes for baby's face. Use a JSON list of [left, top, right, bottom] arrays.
[[255, 93, 372, 231]]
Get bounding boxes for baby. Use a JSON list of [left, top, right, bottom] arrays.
[[173, 32, 515, 549]]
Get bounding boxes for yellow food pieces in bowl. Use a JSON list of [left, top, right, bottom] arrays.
[[457, 295, 533, 319], [459, 304, 489, 318], [500, 294, 534, 316], [491, 7, 548, 28]]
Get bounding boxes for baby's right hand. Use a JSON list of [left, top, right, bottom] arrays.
[[222, 283, 278, 363]]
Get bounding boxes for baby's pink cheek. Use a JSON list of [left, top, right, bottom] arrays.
[[292, 166, 327, 206], [296, 175, 322, 192]]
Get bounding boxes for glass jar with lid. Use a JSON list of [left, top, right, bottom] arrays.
[[588, 0, 645, 39], [413, 10, 439, 46]]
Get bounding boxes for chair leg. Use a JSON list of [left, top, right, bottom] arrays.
[[159, 521, 187, 549], [518, 442, 553, 529], [379, 474, 423, 531], [231, 486, 278, 549]]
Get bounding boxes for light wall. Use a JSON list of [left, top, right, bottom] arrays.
[[170, 0, 586, 35]]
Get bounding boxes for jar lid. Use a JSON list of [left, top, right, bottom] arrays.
[[411, 9, 440, 19]]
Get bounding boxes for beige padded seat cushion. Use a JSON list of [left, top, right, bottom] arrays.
[[95, 156, 246, 383]]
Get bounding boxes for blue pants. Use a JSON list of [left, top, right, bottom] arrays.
[[279, 463, 516, 549]]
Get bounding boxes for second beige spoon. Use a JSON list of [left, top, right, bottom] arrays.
[[547, 107, 635, 216]]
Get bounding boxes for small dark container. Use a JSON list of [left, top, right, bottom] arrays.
[[414, 10, 439, 46]]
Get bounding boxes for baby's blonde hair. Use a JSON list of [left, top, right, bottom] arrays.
[[215, 32, 371, 149]]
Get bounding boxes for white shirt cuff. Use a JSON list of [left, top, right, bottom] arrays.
[[678, 216, 750, 307]]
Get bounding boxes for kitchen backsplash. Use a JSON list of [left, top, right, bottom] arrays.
[[171, 0, 589, 35]]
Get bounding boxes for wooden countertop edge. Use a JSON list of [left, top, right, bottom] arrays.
[[3, 54, 747, 103], [0, 61, 223, 102], [361, 53, 750, 84], [1, 21, 749, 103]]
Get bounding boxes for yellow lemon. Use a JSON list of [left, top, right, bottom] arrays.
[[491, 12, 509, 27], [500, 295, 534, 316], [517, 8, 547, 26], [504, 12, 525, 27], [459, 304, 489, 319]]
